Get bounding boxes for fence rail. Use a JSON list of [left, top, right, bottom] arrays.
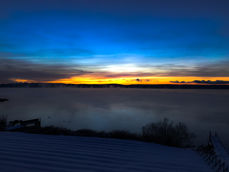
[[197, 132, 229, 172]]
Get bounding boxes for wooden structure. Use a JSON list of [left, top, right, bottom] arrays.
[[8, 118, 41, 130]]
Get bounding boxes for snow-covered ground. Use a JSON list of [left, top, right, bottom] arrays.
[[210, 135, 229, 169], [0, 132, 212, 172]]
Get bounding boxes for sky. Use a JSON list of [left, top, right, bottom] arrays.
[[0, 0, 229, 84]]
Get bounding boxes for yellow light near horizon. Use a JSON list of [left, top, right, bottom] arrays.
[[11, 79, 35, 83], [11, 76, 229, 85], [48, 76, 229, 85]]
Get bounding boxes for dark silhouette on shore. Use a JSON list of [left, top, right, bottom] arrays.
[[0, 83, 229, 89], [0, 98, 8, 102]]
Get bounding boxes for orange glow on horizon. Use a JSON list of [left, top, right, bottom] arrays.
[[11, 78, 35, 83], [10, 76, 229, 85], [47, 76, 229, 85]]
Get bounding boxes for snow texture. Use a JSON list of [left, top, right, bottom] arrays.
[[211, 135, 229, 168], [0, 132, 212, 172]]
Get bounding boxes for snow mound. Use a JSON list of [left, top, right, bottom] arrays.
[[0, 132, 212, 172]]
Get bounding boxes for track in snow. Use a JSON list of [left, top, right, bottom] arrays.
[[0, 132, 212, 172]]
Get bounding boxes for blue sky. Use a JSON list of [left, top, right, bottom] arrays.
[[0, 0, 229, 84]]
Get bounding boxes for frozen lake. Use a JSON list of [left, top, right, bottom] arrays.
[[0, 88, 229, 147]]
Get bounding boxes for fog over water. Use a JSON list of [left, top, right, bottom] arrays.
[[0, 88, 229, 147]]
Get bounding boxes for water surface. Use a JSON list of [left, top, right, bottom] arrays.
[[0, 88, 229, 147]]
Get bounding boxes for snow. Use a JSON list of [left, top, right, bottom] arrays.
[[0, 132, 212, 172]]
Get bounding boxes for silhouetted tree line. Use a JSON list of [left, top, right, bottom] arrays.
[[0, 118, 195, 147], [0, 83, 229, 89]]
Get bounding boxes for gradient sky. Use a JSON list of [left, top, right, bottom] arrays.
[[0, 0, 229, 84]]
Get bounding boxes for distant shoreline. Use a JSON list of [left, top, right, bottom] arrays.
[[0, 83, 229, 89]]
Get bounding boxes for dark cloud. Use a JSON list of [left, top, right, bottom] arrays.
[[0, 52, 28, 58], [0, 43, 16, 49], [170, 80, 187, 84], [170, 80, 229, 84], [0, 49, 93, 58], [1, 58, 229, 84], [0, 58, 90, 83], [0, 57, 157, 83], [135, 78, 151, 82], [158, 61, 229, 77], [110, 61, 229, 78]]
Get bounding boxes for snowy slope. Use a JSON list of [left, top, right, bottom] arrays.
[[0, 132, 212, 172], [211, 135, 229, 169]]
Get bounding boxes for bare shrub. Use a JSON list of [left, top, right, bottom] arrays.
[[0, 115, 7, 131], [142, 118, 195, 147]]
